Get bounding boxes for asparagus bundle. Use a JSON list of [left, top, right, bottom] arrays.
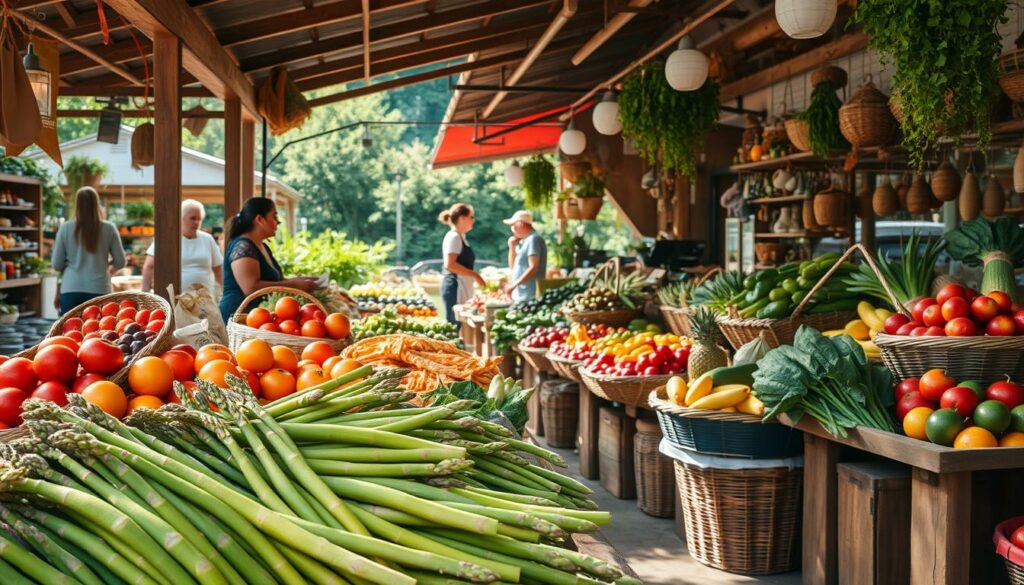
[[0, 366, 636, 585]]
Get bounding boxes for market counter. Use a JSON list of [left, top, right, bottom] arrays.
[[782, 415, 1024, 585]]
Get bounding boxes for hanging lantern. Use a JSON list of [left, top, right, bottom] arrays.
[[361, 124, 373, 148], [22, 42, 51, 118], [504, 160, 524, 186], [559, 117, 586, 156], [592, 91, 621, 135], [775, 0, 837, 39], [665, 36, 708, 91]]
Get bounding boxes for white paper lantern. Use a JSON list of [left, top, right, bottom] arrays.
[[775, 0, 837, 39], [592, 91, 621, 135], [504, 160, 524, 186], [665, 36, 708, 92], [559, 118, 586, 156]]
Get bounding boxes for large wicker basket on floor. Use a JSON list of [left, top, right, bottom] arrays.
[[548, 353, 583, 383], [635, 417, 675, 518], [674, 457, 802, 575], [579, 366, 674, 408], [516, 344, 556, 374], [540, 381, 579, 448], [228, 286, 349, 355], [27, 291, 175, 389]]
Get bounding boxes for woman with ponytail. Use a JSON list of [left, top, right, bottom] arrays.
[[438, 203, 485, 325], [219, 197, 318, 321], [51, 187, 126, 314]]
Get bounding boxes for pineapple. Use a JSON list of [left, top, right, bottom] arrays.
[[687, 307, 729, 379]]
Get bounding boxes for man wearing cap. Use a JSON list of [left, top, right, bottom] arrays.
[[503, 210, 547, 301]]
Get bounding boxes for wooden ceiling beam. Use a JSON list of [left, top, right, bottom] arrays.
[[59, 84, 212, 97], [61, 36, 152, 76], [571, 0, 653, 66], [54, 2, 77, 28], [99, 0, 260, 118], [238, 0, 551, 73], [11, 0, 65, 8], [481, 0, 577, 119], [361, 0, 372, 82]]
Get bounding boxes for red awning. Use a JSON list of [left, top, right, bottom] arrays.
[[430, 107, 570, 169]]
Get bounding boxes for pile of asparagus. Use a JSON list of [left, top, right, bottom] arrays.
[[0, 365, 636, 585]]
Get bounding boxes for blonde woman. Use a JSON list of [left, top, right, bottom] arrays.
[[438, 203, 485, 325], [51, 187, 126, 314], [141, 199, 223, 297]]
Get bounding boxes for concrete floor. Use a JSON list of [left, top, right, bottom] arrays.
[[539, 439, 803, 585]]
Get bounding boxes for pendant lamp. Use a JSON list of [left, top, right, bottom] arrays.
[[775, 0, 837, 39], [665, 36, 708, 91], [559, 116, 586, 156], [504, 160, 524, 186], [592, 91, 621, 135], [23, 42, 51, 117]]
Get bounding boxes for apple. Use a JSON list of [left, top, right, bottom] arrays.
[[936, 284, 968, 305], [884, 313, 911, 335], [944, 317, 977, 337], [957, 381, 985, 400], [909, 326, 929, 337], [924, 326, 946, 336], [940, 297, 970, 322], [986, 379, 1024, 410], [895, 377, 920, 401], [896, 392, 936, 421], [896, 322, 918, 336], [912, 298, 938, 324], [921, 305, 945, 327], [986, 315, 1017, 336], [971, 295, 1000, 322], [987, 290, 1014, 313], [1014, 309, 1024, 335], [940, 386, 980, 417]]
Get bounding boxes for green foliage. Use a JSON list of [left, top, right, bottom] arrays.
[[796, 82, 847, 157], [853, 0, 1008, 170], [0, 156, 63, 216], [571, 171, 605, 199], [63, 155, 108, 194], [520, 155, 556, 211], [618, 61, 719, 178], [124, 202, 154, 222], [272, 229, 393, 288], [16, 255, 50, 276]]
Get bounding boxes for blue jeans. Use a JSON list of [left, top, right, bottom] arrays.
[[60, 292, 104, 316]]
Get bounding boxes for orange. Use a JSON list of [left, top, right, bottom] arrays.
[[202, 343, 232, 354], [953, 426, 998, 449], [259, 368, 296, 400], [128, 356, 175, 397], [81, 381, 128, 419], [301, 320, 327, 338], [275, 297, 301, 321], [236, 339, 275, 374], [321, 356, 343, 373], [279, 320, 301, 335], [324, 313, 351, 339], [246, 307, 273, 329], [260, 322, 281, 332], [999, 431, 1024, 447], [296, 362, 322, 377], [127, 395, 164, 415], [302, 341, 335, 366], [330, 358, 363, 380], [902, 406, 933, 441], [198, 359, 241, 388], [195, 349, 234, 373], [296, 367, 329, 391], [271, 346, 299, 373]]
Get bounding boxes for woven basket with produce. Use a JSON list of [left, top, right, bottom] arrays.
[[565, 259, 645, 327], [489, 280, 585, 355], [545, 324, 619, 382], [657, 266, 735, 336], [227, 287, 351, 355]]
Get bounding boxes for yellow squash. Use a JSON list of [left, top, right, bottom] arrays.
[[690, 385, 749, 410], [666, 376, 688, 406], [736, 394, 766, 416], [683, 372, 713, 406]]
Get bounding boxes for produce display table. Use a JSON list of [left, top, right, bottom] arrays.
[[783, 415, 1024, 585]]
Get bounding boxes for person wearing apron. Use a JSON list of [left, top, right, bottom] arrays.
[[438, 203, 486, 325]]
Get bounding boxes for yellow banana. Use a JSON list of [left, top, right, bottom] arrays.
[[857, 301, 885, 331], [736, 394, 766, 416], [874, 307, 893, 322], [690, 386, 749, 410], [683, 373, 713, 407], [711, 384, 752, 394], [844, 319, 871, 341]]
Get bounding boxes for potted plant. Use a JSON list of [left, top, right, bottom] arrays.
[[125, 201, 155, 223], [549, 228, 577, 270], [0, 293, 18, 325], [521, 155, 556, 211], [64, 156, 108, 192], [16, 255, 49, 278], [553, 188, 572, 220], [573, 171, 606, 220]]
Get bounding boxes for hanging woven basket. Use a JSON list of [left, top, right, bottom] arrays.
[[839, 79, 899, 149], [131, 123, 155, 169], [784, 118, 812, 152], [809, 65, 847, 90]]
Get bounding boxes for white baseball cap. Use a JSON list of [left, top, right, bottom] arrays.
[[503, 210, 534, 225]]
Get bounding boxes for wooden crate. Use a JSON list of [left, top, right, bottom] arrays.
[[598, 406, 637, 499], [838, 461, 911, 585]]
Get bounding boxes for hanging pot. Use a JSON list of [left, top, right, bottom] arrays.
[[131, 123, 155, 169], [896, 173, 911, 211], [959, 172, 982, 221], [802, 193, 820, 231], [983, 175, 1006, 218], [839, 79, 899, 149], [559, 161, 590, 183], [813, 184, 849, 228], [872, 176, 900, 217], [1014, 143, 1024, 194], [784, 118, 812, 152], [577, 197, 604, 220], [905, 174, 932, 215], [998, 49, 1024, 102], [563, 199, 582, 220], [930, 161, 961, 202]]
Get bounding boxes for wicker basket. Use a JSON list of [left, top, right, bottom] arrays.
[[810, 64, 847, 90], [649, 390, 803, 459], [784, 118, 812, 153], [227, 286, 349, 355], [999, 49, 1024, 102], [660, 305, 693, 337], [516, 344, 556, 374], [566, 307, 641, 327], [540, 381, 579, 448], [28, 291, 175, 389], [995, 516, 1024, 585], [839, 78, 899, 148], [579, 366, 674, 408], [548, 353, 583, 383], [874, 333, 1024, 384], [635, 417, 675, 518], [674, 458, 802, 575]]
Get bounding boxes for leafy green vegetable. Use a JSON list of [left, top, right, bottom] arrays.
[[944, 217, 1024, 303], [752, 326, 896, 437], [796, 82, 847, 158], [842, 231, 945, 308], [426, 379, 533, 434], [273, 229, 392, 288]]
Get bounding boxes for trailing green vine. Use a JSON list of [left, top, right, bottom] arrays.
[[853, 0, 1007, 170], [797, 82, 847, 157], [618, 61, 719, 178], [520, 155, 556, 211]]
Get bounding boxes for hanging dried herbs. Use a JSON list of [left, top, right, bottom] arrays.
[[521, 155, 556, 210], [618, 60, 719, 178], [853, 0, 1007, 170], [797, 82, 847, 158]]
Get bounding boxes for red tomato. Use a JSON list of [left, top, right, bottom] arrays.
[[986, 379, 1024, 410], [170, 344, 198, 358], [119, 299, 136, 310], [944, 317, 976, 337], [1014, 309, 1024, 335], [0, 387, 27, 426], [0, 358, 38, 392], [985, 315, 1016, 336], [971, 296, 1000, 322], [34, 345, 79, 383], [116, 307, 137, 322], [136, 309, 151, 326], [81, 306, 100, 321], [895, 378, 920, 401], [260, 322, 281, 332], [940, 297, 969, 322], [884, 313, 911, 335], [39, 336, 80, 353], [77, 339, 125, 376], [896, 392, 936, 421], [912, 298, 937, 324], [935, 284, 968, 305], [161, 350, 196, 382], [940, 386, 980, 417], [31, 381, 70, 406], [100, 302, 119, 317], [279, 320, 300, 335], [98, 316, 117, 331], [150, 309, 166, 322], [63, 317, 84, 333], [895, 322, 917, 336], [921, 305, 945, 327], [909, 326, 929, 337], [919, 369, 956, 402], [924, 326, 946, 336], [65, 330, 84, 343], [146, 320, 165, 333], [72, 373, 106, 394], [988, 290, 1014, 313], [236, 368, 260, 394], [298, 303, 320, 323], [1012, 526, 1024, 550], [312, 310, 326, 322]]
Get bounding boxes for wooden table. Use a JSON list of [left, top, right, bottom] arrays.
[[784, 416, 1024, 585]]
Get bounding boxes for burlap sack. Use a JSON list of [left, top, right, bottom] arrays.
[[0, 33, 42, 149], [172, 284, 228, 345], [257, 66, 310, 136], [172, 319, 220, 350]]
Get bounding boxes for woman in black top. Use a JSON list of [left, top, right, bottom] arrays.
[[219, 197, 317, 322]]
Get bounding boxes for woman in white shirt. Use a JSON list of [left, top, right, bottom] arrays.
[[141, 199, 224, 297], [438, 203, 485, 325]]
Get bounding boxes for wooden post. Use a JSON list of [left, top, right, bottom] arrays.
[[153, 33, 182, 300], [223, 98, 243, 225], [241, 119, 256, 200], [577, 385, 602, 480], [910, 469, 971, 585], [803, 433, 840, 585]]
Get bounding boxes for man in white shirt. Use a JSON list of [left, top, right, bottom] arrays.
[[141, 199, 224, 296]]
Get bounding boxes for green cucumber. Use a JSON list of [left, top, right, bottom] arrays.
[[791, 290, 808, 305], [754, 268, 779, 283], [781, 278, 799, 294], [807, 299, 859, 314], [739, 298, 771, 319], [743, 275, 757, 290], [757, 300, 792, 319], [709, 363, 758, 386], [768, 287, 790, 302]]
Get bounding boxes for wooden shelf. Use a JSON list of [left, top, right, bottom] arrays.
[[0, 247, 39, 254], [0, 206, 37, 211], [0, 277, 41, 290], [1004, 206, 1024, 214], [748, 195, 807, 205], [0, 227, 39, 232], [0, 172, 42, 186]]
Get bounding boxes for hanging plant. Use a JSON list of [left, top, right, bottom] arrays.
[[520, 155, 556, 211], [572, 171, 606, 198], [619, 60, 719, 178], [797, 82, 847, 157], [853, 0, 1007, 170]]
